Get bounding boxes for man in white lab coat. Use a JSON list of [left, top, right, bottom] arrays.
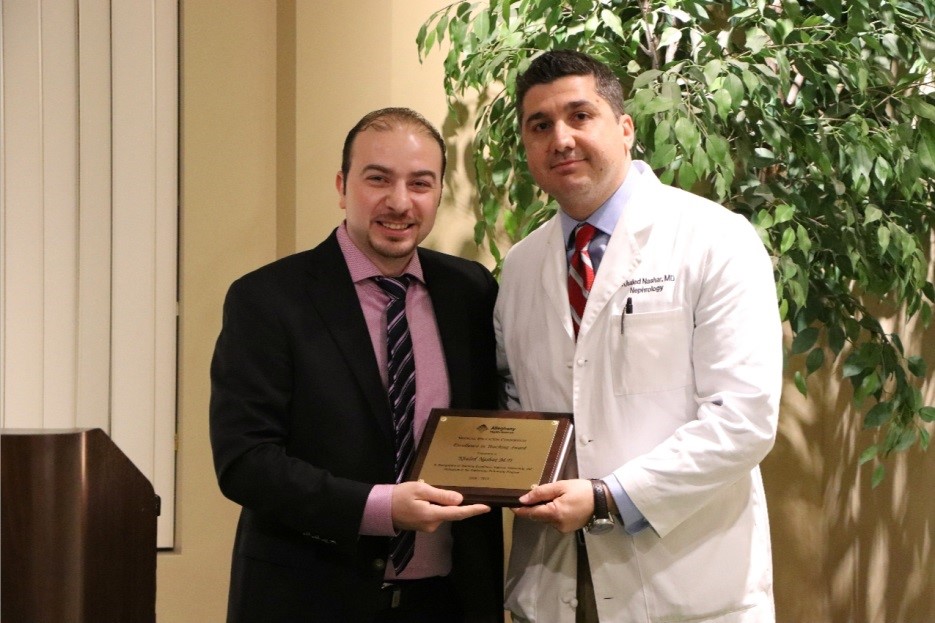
[[496, 50, 783, 623]]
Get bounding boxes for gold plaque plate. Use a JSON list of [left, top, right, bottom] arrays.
[[408, 409, 573, 506]]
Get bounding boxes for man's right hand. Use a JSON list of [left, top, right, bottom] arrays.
[[391, 481, 491, 532]]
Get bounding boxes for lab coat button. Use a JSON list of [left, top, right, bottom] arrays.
[[570, 597, 579, 608], [576, 358, 586, 366]]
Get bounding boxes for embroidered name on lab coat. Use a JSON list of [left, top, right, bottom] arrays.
[[624, 274, 676, 294]]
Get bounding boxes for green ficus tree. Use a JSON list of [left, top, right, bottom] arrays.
[[418, 0, 935, 485]]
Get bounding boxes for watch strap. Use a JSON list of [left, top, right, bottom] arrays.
[[590, 479, 610, 519]]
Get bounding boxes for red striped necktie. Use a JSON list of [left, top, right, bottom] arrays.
[[568, 223, 597, 339]]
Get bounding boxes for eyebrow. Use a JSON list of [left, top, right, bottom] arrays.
[[523, 99, 597, 127], [361, 164, 437, 180]]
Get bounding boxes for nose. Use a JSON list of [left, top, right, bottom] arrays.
[[552, 121, 575, 152], [385, 181, 412, 213]]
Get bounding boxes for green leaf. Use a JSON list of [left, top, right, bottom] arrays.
[[633, 69, 662, 89], [714, 89, 732, 120], [780, 227, 796, 254], [877, 225, 890, 254], [724, 73, 744, 107], [873, 158, 892, 187], [774, 18, 793, 44], [674, 118, 698, 150], [918, 132, 935, 173], [706, 134, 729, 166], [600, 8, 625, 39], [473, 220, 486, 246], [910, 97, 935, 121], [678, 162, 698, 190], [774, 203, 795, 224], [791, 327, 819, 354], [474, 11, 490, 41], [894, 429, 917, 453], [863, 205, 883, 226], [753, 147, 776, 166], [794, 370, 807, 397], [863, 401, 892, 428], [907, 356, 926, 378], [855, 372, 882, 402], [703, 60, 723, 88], [858, 445, 878, 465], [416, 23, 428, 52], [871, 464, 885, 488], [659, 27, 682, 48], [795, 225, 812, 254], [745, 28, 770, 54], [661, 81, 681, 104], [422, 28, 436, 54], [920, 407, 935, 423], [806, 347, 825, 375], [649, 143, 677, 169], [828, 326, 846, 355]]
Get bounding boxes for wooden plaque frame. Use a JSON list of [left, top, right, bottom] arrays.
[[408, 408, 573, 506]]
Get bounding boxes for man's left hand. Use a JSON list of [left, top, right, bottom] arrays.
[[512, 478, 593, 533]]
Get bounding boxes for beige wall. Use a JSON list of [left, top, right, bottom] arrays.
[[167, 1, 481, 621], [170, 1, 935, 622], [165, 2, 277, 619]]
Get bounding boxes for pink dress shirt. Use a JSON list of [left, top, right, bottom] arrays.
[[336, 224, 452, 580]]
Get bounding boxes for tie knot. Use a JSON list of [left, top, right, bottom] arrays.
[[572, 223, 597, 254], [374, 275, 411, 300]]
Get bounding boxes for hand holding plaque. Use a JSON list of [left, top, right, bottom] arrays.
[[407, 409, 573, 506]]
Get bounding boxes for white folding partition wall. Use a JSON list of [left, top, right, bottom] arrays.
[[0, 0, 178, 548]]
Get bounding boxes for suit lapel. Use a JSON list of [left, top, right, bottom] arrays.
[[419, 253, 469, 408], [304, 232, 394, 441], [539, 217, 576, 341]]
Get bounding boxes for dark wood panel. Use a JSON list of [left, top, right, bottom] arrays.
[[1, 429, 157, 623]]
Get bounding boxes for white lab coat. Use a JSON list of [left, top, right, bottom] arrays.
[[495, 163, 782, 623]]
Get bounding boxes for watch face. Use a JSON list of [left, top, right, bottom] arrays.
[[587, 518, 614, 535]]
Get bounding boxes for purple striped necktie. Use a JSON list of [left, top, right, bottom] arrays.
[[374, 275, 416, 574]]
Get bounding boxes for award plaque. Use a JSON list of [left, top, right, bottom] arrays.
[[408, 408, 574, 506]]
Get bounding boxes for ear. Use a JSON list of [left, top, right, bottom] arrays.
[[335, 171, 346, 209], [619, 114, 636, 150]]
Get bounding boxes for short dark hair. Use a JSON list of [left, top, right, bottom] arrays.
[[516, 50, 625, 122], [340, 107, 446, 192]]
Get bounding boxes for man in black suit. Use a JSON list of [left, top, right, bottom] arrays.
[[210, 107, 504, 622]]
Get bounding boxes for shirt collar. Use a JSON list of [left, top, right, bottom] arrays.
[[560, 162, 643, 246], [336, 222, 425, 285]]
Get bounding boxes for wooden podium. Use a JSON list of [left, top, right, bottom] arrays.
[[1, 428, 158, 622]]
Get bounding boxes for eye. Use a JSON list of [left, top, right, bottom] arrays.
[[366, 174, 388, 184]]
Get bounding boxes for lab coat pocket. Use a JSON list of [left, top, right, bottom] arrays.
[[612, 308, 692, 396]]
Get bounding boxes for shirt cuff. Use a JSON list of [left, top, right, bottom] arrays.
[[604, 473, 651, 535], [359, 483, 396, 536]]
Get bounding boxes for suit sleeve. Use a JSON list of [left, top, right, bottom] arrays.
[[209, 274, 372, 549]]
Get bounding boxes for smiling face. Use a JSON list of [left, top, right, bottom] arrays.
[[520, 74, 635, 220], [336, 124, 443, 276]]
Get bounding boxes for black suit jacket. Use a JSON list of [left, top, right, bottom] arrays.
[[210, 230, 503, 622]]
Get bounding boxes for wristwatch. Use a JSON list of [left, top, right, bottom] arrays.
[[585, 479, 615, 534]]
